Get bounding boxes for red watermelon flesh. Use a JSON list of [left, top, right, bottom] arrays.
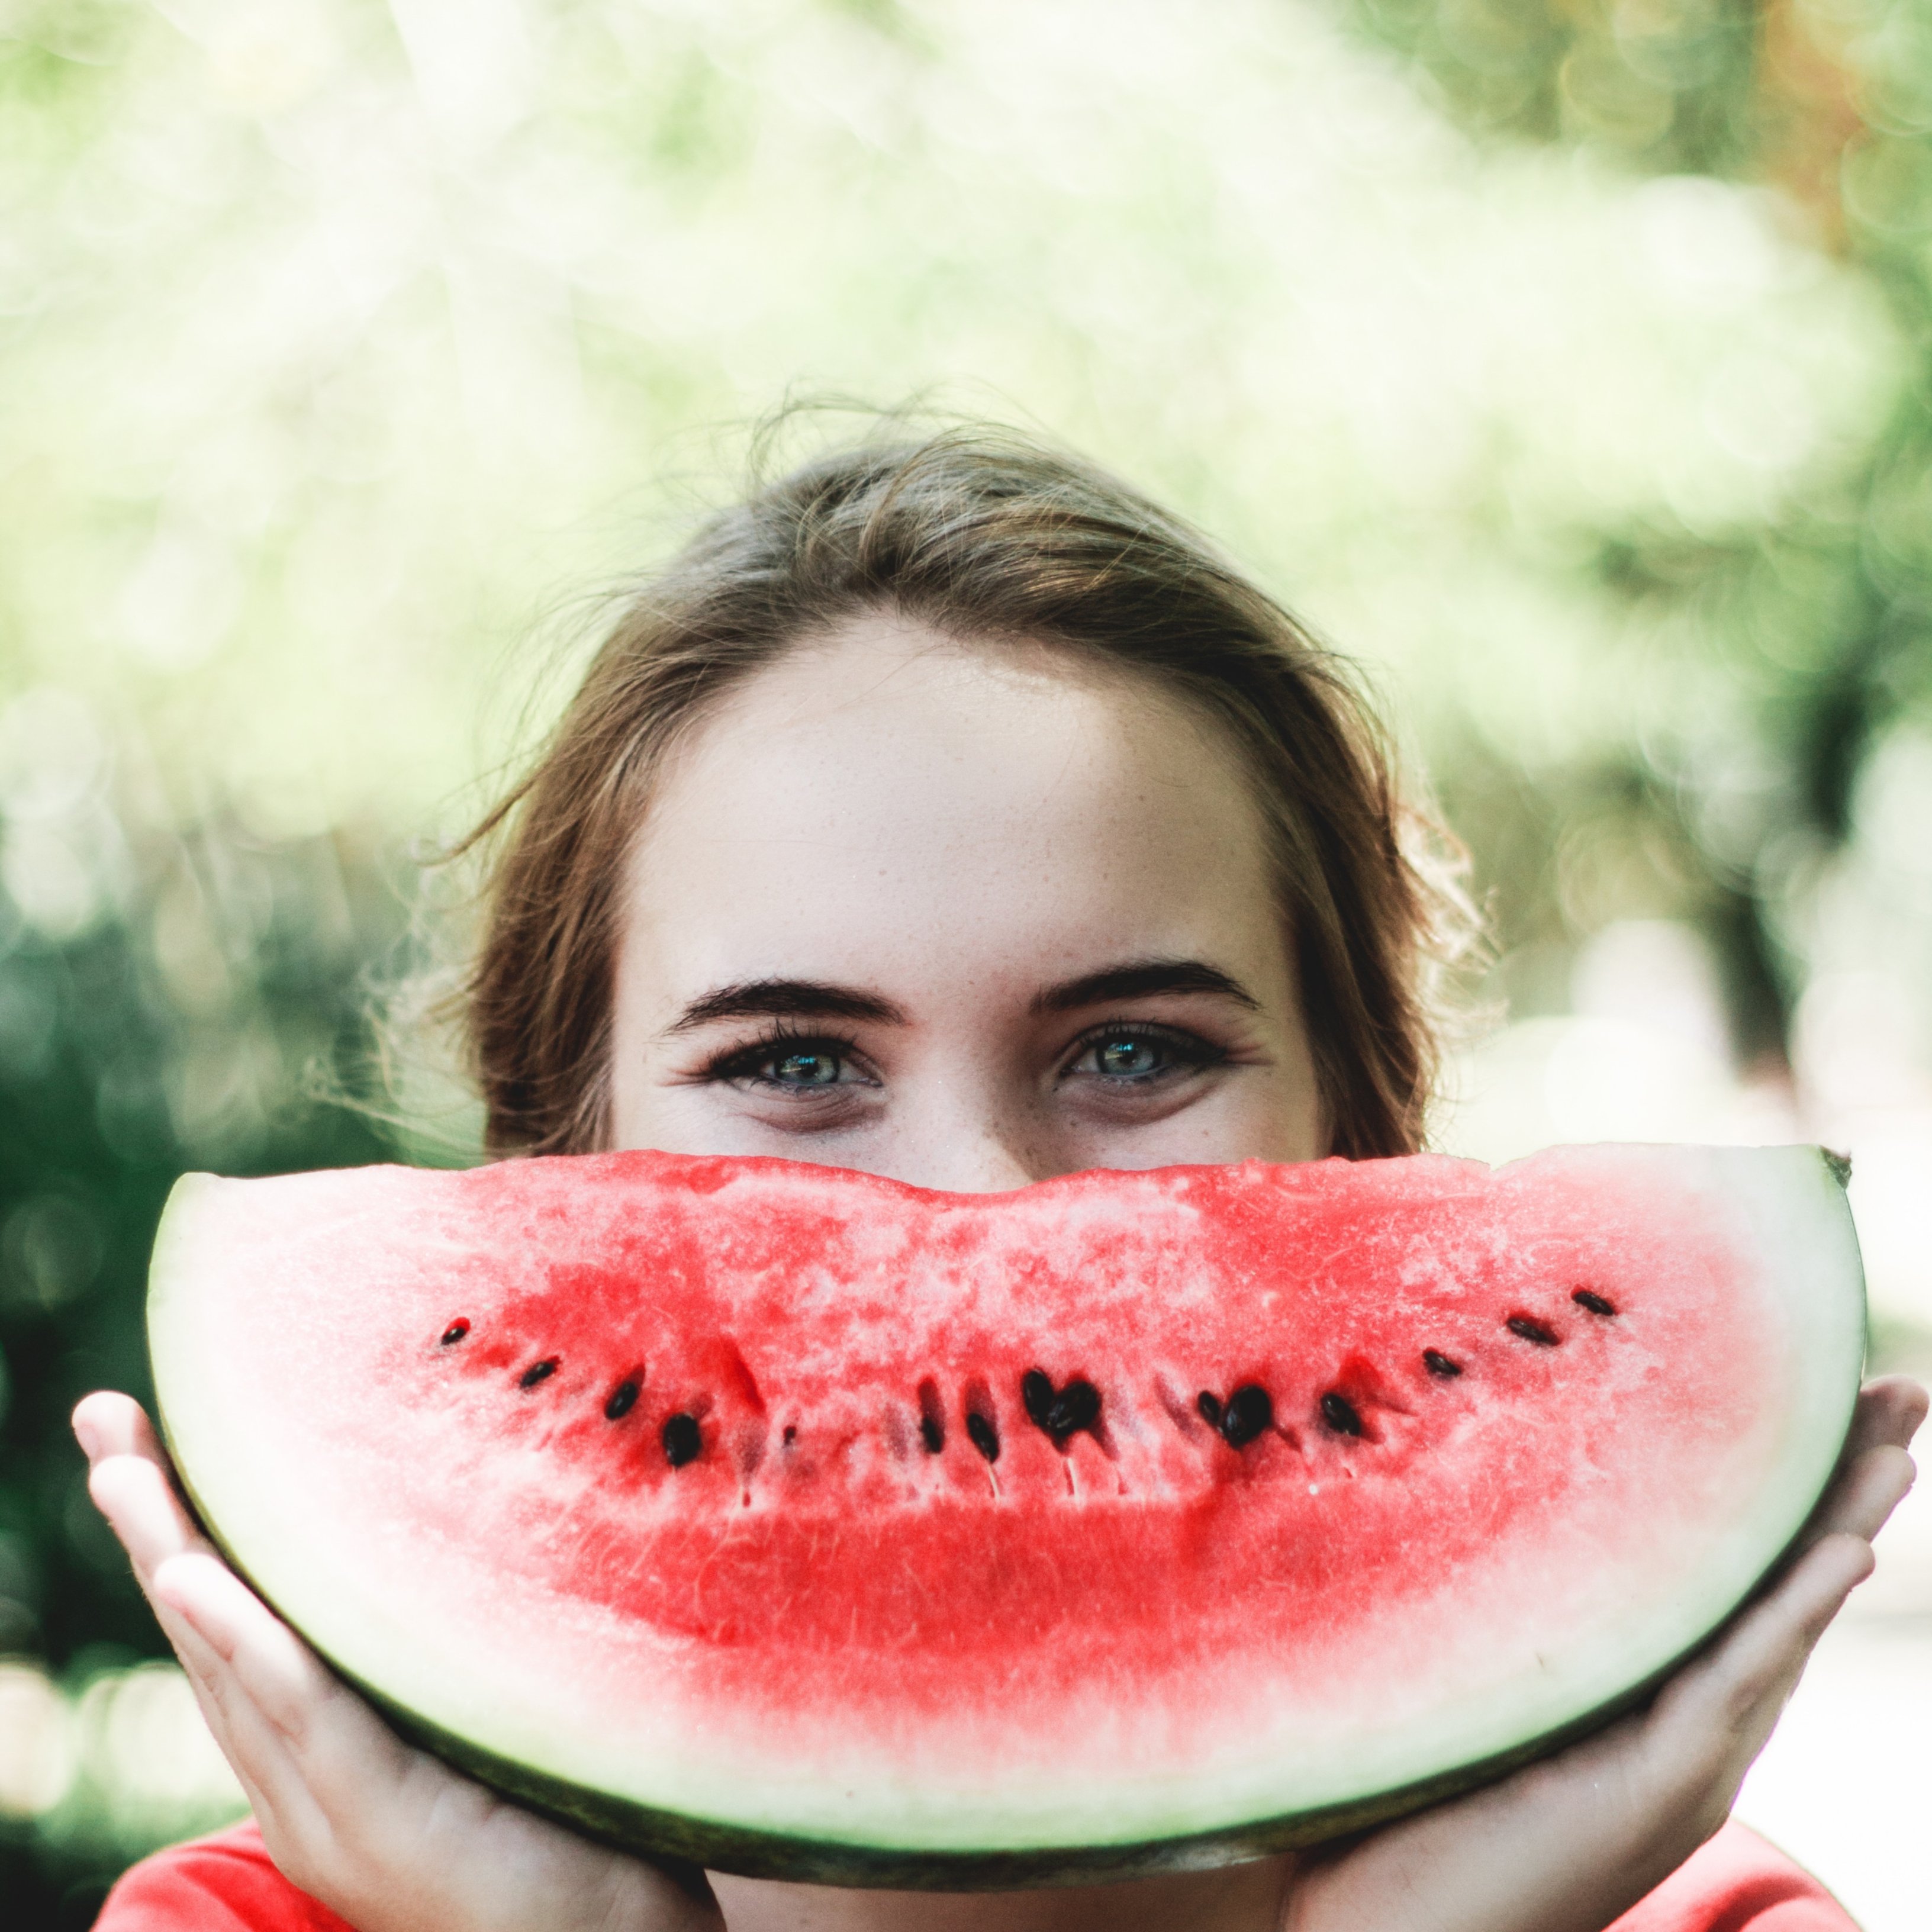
[[147, 1144, 1863, 1884]]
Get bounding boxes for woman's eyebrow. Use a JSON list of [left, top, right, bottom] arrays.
[[665, 979, 909, 1033], [1033, 959, 1261, 1014]]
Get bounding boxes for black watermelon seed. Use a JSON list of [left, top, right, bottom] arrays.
[[1320, 1390, 1364, 1437], [916, 1379, 946, 1454], [965, 1411, 1000, 1463], [1196, 1390, 1224, 1429], [1572, 1289, 1617, 1318], [662, 1412, 702, 1467], [1221, 1384, 1273, 1448], [1023, 1371, 1100, 1444], [439, 1320, 469, 1346], [603, 1379, 640, 1421], [1021, 1370, 1055, 1430], [1049, 1380, 1100, 1439], [1422, 1348, 1463, 1379], [782, 1424, 797, 1446], [1506, 1315, 1560, 1347], [519, 1357, 558, 1389]]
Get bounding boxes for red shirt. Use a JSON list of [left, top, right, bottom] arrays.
[[95, 1816, 1856, 1931]]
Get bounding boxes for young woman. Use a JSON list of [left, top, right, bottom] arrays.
[[77, 428, 1924, 1932]]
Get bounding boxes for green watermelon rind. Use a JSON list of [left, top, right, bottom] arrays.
[[156, 1439, 1729, 1889], [147, 1144, 1866, 1890], [304, 1650, 1728, 1888]]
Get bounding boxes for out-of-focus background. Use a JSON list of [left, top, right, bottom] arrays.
[[1, 0, 1927, 1923]]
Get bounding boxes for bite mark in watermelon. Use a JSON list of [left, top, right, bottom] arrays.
[[146, 1144, 1865, 1886]]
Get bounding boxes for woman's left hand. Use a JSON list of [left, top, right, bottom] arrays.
[[1279, 1373, 1927, 1932]]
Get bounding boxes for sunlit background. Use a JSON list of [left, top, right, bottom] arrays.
[[2, 0, 1929, 1923]]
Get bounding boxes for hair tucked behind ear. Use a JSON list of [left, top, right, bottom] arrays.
[[456, 421, 1477, 1159]]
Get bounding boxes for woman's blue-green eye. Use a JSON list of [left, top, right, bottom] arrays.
[[709, 1034, 872, 1096], [1065, 1025, 1225, 1088], [1096, 1037, 1162, 1078], [771, 1050, 843, 1086]]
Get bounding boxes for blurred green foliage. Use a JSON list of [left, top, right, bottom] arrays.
[[1, 0, 1930, 1921], [0, 816, 401, 1921], [1355, 0, 1764, 170], [1350, 0, 1932, 1064]]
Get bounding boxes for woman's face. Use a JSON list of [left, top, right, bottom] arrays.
[[608, 616, 1323, 1190]]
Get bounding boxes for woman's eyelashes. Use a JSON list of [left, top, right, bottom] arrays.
[[703, 1029, 880, 1100], [1057, 1020, 1229, 1091], [693, 1017, 1234, 1122]]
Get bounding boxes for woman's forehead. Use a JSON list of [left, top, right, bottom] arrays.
[[652, 616, 1255, 846], [619, 619, 1286, 1010]]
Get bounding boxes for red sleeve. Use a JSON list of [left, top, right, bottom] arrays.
[[1609, 1821, 1858, 1931], [94, 1820, 356, 1932], [98, 1814, 1847, 1932]]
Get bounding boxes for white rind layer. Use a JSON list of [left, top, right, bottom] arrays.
[[147, 1144, 1865, 1865]]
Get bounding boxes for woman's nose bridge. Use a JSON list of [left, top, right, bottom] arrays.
[[909, 1076, 1051, 1193], [947, 1127, 1042, 1193]]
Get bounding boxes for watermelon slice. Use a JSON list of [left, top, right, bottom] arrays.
[[147, 1145, 1863, 1887]]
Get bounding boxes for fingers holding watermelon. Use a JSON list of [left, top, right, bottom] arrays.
[[1837, 1373, 1928, 1460], [77, 1392, 289, 1836], [1805, 1373, 1927, 1544], [76, 1393, 308, 1835], [71, 1154, 1916, 1932], [1280, 1373, 1920, 1932], [75, 1392, 725, 1932], [1640, 1532, 1873, 1806], [75, 1390, 204, 1593], [1577, 1440, 1907, 1904], [74, 1391, 244, 1736], [149, 1548, 383, 1827]]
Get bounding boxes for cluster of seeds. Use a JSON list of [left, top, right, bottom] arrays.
[[433, 1287, 1618, 1473]]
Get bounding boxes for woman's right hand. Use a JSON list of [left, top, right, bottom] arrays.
[[74, 1390, 724, 1932]]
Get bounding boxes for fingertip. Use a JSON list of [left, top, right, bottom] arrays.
[[1797, 1530, 1875, 1620], [72, 1390, 140, 1465], [152, 1547, 232, 1599], [1870, 1442, 1917, 1511], [151, 1552, 231, 1645], [1822, 1444, 1919, 1545], [153, 1551, 292, 1667], [1830, 1527, 1878, 1576], [88, 1451, 203, 1577], [86, 1450, 144, 1520], [1899, 1377, 1930, 1445], [1856, 1376, 1929, 1452], [1746, 1531, 1872, 1661]]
